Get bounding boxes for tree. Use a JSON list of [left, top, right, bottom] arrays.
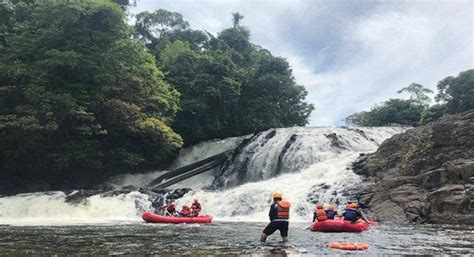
[[238, 50, 314, 132], [134, 9, 189, 42], [137, 12, 314, 144], [434, 76, 454, 102], [0, 0, 182, 191], [346, 99, 424, 126], [397, 83, 433, 106], [232, 12, 244, 28], [419, 104, 447, 125], [435, 70, 474, 114]]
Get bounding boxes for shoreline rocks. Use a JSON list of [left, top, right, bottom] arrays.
[[354, 111, 474, 224]]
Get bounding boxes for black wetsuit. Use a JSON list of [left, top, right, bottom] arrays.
[[262, 202, 289, 237]]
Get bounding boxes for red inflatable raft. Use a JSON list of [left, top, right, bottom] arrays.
[[142, 212, 213, 224], [311, 219, 375, 232]]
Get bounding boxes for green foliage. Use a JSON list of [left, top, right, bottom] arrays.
[[0, 0, 182, 190], [136, 12, 314, 144], [347, 99, 424, 126], [436, 70, 474, 114], [134, 9, 189, 41], [397, 83, 433, 106], [419, 104, 447, 125]]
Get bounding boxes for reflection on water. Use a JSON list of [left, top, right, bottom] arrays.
[[0, 222, 473, 255]]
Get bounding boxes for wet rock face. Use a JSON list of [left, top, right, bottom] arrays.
[[356, 111, 474, 224]]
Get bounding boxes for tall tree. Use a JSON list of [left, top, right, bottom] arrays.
[[397, 83, 433, 106], [232, 12, 244, 28], [435, 70, 474, 113], [0, 0, 182, 191], [134, 9, 189, 41]]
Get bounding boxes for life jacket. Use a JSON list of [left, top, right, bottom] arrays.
[[343, 208, 359, 222], [191, 202, 201, 211], [326, 210, 336, 219], [276, 200, 291, 220], [190, 203, 201, 217], [315, 208, 328, 221], [166, 203, 176, 212], [181, 208, 191, 217]]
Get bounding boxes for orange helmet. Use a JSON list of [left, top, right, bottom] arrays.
[[316, 203, 324, 209], [349, 202, 359, 208], [272, 192, 282, 199], [327, 204, 335, 210]]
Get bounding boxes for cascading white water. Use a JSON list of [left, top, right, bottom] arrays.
[[107, 135, 247, 190], [177, 126, 406, 222], [0, 127, 405, 225], [0, 191, 152, 225]]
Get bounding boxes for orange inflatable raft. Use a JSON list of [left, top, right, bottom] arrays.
[[330, 242, 369, 251]]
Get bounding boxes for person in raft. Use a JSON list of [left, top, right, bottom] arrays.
[[260, 192, 291, 243], [190, 198, 202, 217], [179, 205, 191, 217], [313, 202, 328, 222], [325, 203, 336, 220], [165, 199, 177, 216], [343, 202, 369, 223]]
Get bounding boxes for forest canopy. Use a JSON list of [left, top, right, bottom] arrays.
[[133, 10, 314, 144], [0, 1, 313, 192]]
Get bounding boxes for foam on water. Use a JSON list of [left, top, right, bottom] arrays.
[[0, 191, 151, 225]]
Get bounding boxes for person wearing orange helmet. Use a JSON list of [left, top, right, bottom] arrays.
[[342, 201, 369, 223], [179, 205, 191, 217], [325, 203, 336, 220], [191, 198, 201, 217], [260, 192, 291, 243], [313, 202, 328, 222]]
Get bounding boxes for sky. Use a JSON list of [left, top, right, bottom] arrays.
[[131, 0, 474, 126]]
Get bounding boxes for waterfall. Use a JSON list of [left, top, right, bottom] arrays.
[[176, 126, 405, 222], [0, 126, 405, 225]]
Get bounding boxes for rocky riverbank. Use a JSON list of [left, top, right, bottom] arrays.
[[354, 111, 474, 224]]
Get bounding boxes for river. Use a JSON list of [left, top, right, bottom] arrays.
[[1, 127, 473, 255], [0, 222, 472, 255]]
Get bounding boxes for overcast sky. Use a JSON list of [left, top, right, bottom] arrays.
[[131, 0, 473, 126]]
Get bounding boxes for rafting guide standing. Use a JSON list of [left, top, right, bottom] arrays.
[[260, 192, 291, 243]]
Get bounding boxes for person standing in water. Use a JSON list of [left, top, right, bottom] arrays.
[[260, 192, 291, 243]]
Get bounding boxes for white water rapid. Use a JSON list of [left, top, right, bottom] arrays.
[[0, 127, 405, 225]]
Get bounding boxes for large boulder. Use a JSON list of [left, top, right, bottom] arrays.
[[355, 111, 474, 224]]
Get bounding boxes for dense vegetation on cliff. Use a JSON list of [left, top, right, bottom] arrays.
[[346, 70, 474, 126], [0, 0, 313, 192]]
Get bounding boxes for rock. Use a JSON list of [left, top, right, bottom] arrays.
[[355, 111, 474, 224], [324, 133, 347, 150]]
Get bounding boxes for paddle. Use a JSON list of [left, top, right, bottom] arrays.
[[360, 209, 370, 224]]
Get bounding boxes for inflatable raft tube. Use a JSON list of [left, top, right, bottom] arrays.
[[142, 212, 213, 224], [330, 242, 369, 251], [310, 219, 375, 232]]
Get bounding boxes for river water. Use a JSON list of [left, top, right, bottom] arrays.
[[1, 127, 473, 255], [0, 222, 472, 255]]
